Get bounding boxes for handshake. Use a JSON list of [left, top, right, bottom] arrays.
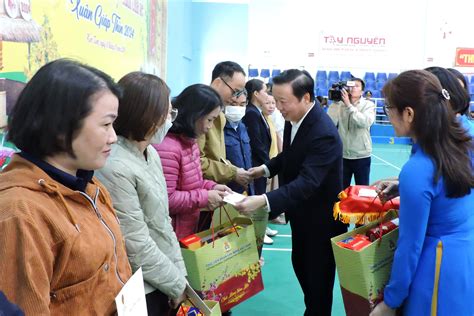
[[234, 166, 266, 188], [232, 166, 268, 216], [207, 166, 266, 212]]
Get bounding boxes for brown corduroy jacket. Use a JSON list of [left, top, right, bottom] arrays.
[[0, 155, 132, 315]]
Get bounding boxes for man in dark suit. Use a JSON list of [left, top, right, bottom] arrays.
[[235, 69, 347, 316]]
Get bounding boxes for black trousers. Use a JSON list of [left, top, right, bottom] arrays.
[[145, 290, 176, 316], [290, 216, 347, 316], [342, 157, 371, 189]]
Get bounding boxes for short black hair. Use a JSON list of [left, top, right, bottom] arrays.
[[7, 58, 121, 159], [211, 61, 246, 82], [447, 68, 469, 90], [115, 72, 170, 141], [272, 69, 315, 102], [425, 66, 470, 115], [169, 84, 223, 138]]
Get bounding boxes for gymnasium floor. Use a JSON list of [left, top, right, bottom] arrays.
[[233, 143, 412, 315]]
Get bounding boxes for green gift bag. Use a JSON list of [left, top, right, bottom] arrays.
[[181, 216, 264, 312], [331, 211, 399, 316], [212, 205, 268, 254]]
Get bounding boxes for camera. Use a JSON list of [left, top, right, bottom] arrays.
[[328, 80, 356, 101]]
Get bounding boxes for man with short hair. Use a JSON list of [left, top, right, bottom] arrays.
[[236, 69, 347, 316], [198, 61, 252, 316], [327, 78, 376, 188], [198, 61, 251, 190]]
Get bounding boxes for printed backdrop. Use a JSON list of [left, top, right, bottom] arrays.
[[0, 0, 167, 121], [1, 0, 167, 80]]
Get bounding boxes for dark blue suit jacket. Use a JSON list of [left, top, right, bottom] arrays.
[[265, 104, 347, 235], [0, 291, 24, 315], [243, 103, 271, 194]]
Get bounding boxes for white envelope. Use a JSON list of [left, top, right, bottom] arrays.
[[223, 192, 246, 206], [115, 267, 148, 316]]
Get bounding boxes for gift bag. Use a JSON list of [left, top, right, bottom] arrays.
[[176, 284, 221, 316], [331, 211, 399, 316], [181, 216, 264, 312], [212, 205, 268, 254]]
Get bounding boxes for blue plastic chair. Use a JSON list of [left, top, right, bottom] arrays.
[[376, 73, 388, 83], [372, 90, 382, 98], [364, 72, 376, 83], [260, 69, 270, 79], [388, 73, 398, 80], [340, 71, 352, 81], [464, 75, 469, 85], [376, 99, 385, 114], [271, 69, 281, 77], [328, 78, 339, 88], [469, 84, 474, 95], [376, 81, 386, 90], [316, 70, 327, 82], [365, 81, 376, 91], [328, 71, 340, 82], [317, 81, 328, 90], [315, 88, 329, 97], [248, 68, 259, 78]]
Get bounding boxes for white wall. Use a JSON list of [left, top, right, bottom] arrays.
[[248, 0, 474, 76]]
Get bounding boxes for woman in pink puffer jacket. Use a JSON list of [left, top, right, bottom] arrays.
[[154, 84, 231, 239]]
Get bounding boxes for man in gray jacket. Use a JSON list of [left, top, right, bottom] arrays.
[[327, 77, 376, 188]]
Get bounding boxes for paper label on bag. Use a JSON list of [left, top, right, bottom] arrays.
[[358, 188, 377, 198], [115, 267, 148, 316], [223, 192, 246, 206], [184, 283, 213, 314]]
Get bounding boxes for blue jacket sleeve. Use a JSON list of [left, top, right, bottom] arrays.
[[384, 154, 435, 308]]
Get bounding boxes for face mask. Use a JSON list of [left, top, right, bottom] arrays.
[[150, 119, 173, 144], [224, 105, 246, 123]]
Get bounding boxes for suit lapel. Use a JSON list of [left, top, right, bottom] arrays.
[[283, 121, 292, 149], [250, 104, 271, 141], [261, 114, 272, 140]]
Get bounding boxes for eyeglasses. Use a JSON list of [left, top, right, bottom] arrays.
[[170, 108, 178, 122], [220, 77, 247, 98], [383, 103, 395, 116]]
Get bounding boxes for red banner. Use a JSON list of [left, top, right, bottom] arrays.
[[455, 48, 474, 67]]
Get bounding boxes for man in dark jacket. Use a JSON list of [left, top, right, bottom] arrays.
[[236, 69, 347, 316]]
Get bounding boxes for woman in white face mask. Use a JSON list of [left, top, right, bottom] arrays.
[[223, 89, 255, 195], [95, 72, 187, 316]]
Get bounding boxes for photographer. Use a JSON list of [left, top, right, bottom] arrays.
[[327, 78, 376, 188]]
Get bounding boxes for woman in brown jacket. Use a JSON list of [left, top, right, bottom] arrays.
[[0, 59, 132, 315]]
